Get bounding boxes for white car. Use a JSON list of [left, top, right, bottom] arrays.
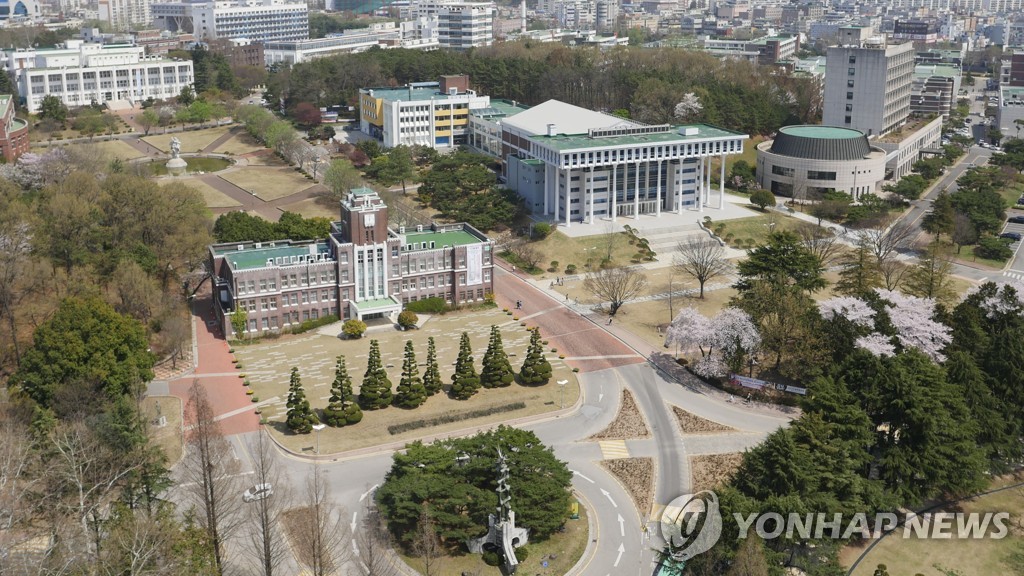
[[243, 483, 273, 502]]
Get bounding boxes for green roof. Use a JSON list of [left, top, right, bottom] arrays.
[[529, 124, 747, 152], [471, 99, 530, 120], [0, 95, 11, 118], [352, 297, 401, 311], [403, 229, 482, 249], [217, 242, 330, 271], [915, 64, 960, 78], [778, 125, 864, 139], [367, 85, 462, 103], [351, 186, 376, 196]]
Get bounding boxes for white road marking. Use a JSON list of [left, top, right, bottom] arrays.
[[618, 514, 625, 537], [359, 484, 379, 502], [613, 543, 625, 567], [601, 488, 618, 508], [351, 511, 358, 532], [571, 469, 595, 483]]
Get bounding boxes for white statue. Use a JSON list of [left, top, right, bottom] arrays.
[[170, 136, 181, 159]]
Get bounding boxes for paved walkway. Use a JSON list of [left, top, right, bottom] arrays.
[[202, 129, 238, 154]]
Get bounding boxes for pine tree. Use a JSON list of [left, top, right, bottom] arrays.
[[359, 340, 393, 410], [449, 332, 480, 400], [422, 337, 442, 396], [323, 355, 363, 427], [835, 239, 883, 296], [394, 341, 428, 408], [903, 243, 956, 304], [480, 326, 514, 388], [518, 328, 552, 386], [286, 366, 319, 434]]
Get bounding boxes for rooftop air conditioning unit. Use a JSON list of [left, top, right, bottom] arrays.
[[417, 225, 424, 232], [255, 242, 262, 248], [267, 258, 274, 266], [399, 226, 405, 233], [681, 127, 699, 136], [237, 244, 244, 251]]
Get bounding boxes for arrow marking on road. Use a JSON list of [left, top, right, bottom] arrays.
[[351, 511, 358, 532], [359, 484, 379, 502], [613, 543, 625, 567], [618, 514, 625, 537], [571, 469, 595, 483], [601, 488, 618, 508], [599, 385, 604, 403], [351, 539, 360, 556]]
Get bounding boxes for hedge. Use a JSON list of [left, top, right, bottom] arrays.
[[386, 401, 526, 435], [405, 297, 447, 314]]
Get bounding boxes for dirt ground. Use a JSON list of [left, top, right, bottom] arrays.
[[601, 458, 654, 522], [140, 396, 183, 466], [143, 126, 231, 153], [589, 389, 651, 440], [689, 453, 743, 492], [220, 167, 314, 202], [671, 405, 737, 435]]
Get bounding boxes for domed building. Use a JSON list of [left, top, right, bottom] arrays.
[[756, 125, 888, 201]]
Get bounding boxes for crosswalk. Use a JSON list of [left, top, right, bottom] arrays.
[[598, 440, 630, 460], [1003, 271, 1024, 282]]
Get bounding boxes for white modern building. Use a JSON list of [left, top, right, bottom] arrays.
[[496, 100, 748, 225], [359, 75, 492, 148], [823, 28, 914, 138], [997, 86, 1024, 141], [98, 0, 152, 31], [1, 40, 194, 113], [263, 22, 401, 65], [409, 0, 494, 50], [152, 0, 308, 43], [756, 125, 888, 201]]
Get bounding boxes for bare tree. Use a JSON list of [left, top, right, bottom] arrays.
[[245, 430, 289, 576], [674, 237, 731, 299], [355, 499, 398, 576], [293, 465, 349, 576], [951, 213, 978, 254], [796, 224, 841, 268], [602, 221, 620, 263], [583, 266, 648, 315], [412, 504, 440, 576], [180, 380, 243, 574], [100, 505, 179, 576], [858, 219, 916, 265], [506, 239, 541, 270], [878, 259, 908, 291]]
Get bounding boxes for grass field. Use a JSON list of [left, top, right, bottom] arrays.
[[520, 231, 652, 280], [220, 167, 313, 202], [400, 496, 589, 576], [210, 131, 264, 155], [954, 244, 1006, 270], [233, 307, 578, 454], [143, 126, 231, 153], [243, 150, 290, 166], [276, 196, 339, 219], [73, 139, 148, 161], [141, 396, 183, 466], [165, 177, 241, 208], [843, 473, 1024, 576]]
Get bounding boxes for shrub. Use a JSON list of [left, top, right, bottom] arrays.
[[547, 260, 559, 272], [252, 396, 259, 403], [565, 264, 577, 275], [290, 314, 339, 334], [572, 367, 580, 373], [397, 310, 419, 329], [532, 222, 552, 239], [386, 402, 526, 435], [482, 551, 501, 566], [405, 297, 447, 314], [976, 236, 1013, 261], [246, 389, 254, 395], [342, 319, 367, 339], [516, 546, 530, 562], [235, 363, 243, 370]]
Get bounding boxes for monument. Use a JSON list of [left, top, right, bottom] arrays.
[[466, 448, 530, 573], [166, 136, 187, 175]]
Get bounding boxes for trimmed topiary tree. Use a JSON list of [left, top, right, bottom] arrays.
[[480, 325, 514, 388], [343, 319, 367, 339], [397, 310, 419, 330], [359, 340, 393, 410], [449, 332, 480, 400], [322, 355, 362, 427], [286, 366, 319, 433], [422, 336, 442, 396], [393, 341, 427, 408], [519, 328, 552, 385]]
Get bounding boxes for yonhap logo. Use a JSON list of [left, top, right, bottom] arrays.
[[659, 491, 723, 561]]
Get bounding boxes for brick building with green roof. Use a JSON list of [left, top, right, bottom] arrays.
[[209, 188, 494, 338]]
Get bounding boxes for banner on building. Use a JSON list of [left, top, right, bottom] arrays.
[[466, 244, 483, 285]]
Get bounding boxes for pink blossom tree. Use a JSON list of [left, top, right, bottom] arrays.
[[819, 290, 951, 362], [666, 307, 760, 378]]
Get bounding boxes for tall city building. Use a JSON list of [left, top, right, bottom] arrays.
[[409, 0, 493, 50], [98, 0, 152, 31], [823, 28, 914, 137], [152, 0, 308, 43]]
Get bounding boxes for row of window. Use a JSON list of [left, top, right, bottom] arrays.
[[771, 165, 838, 181], [243, 308, 333, 333], [237, 270, 338, 295]]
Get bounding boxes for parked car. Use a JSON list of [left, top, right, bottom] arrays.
[[1016, 197, 1024, 205], [1000, 232, 1023, 242], [243, 483, 273, 502]]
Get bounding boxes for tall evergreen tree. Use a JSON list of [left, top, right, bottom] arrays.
[[422, 336, 443, 396], [835, 239, 883, 296], [323, 355, 362, 427], [480, 326, 514, 388], [449, 332, 480, 400], [518, 328, 552, 385], [394, 341, 428, 408], [903, 243, 956, 304], [286, 366, 318, 434], [359, 340, 393, 410]]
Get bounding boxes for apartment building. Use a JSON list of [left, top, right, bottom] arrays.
[[98, 0, 152, 31], [0, 95, 29, 162], [210, 188, 495, 338], [408, 0, 493, 49], [359, 74, 491, 148], [911, 64, 960, 118], [1, 40, 194, 113], [152, 0, 308, 43], [823, 29, 914, 137], [263, 22, 404, 65]]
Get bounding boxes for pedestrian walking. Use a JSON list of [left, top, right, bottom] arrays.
[[607, 317, 613, 325], [512, 265, 517, 272], [565, 293, 569, 301]]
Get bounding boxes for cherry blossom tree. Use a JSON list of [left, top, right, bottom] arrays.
[[673, 93, 703, 123], [819, 290, 952, 362], [666, 307, 760, 377], [818, 296, 876, 328]]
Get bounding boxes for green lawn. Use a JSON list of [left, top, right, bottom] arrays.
[[955, 244, 1007, 270], [707, 212, 808, 247], [511, 230, 646, 279]]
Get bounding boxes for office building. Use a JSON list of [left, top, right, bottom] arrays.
[[152, 0, 308, 43], [823, 29, 914, 137], [0, 0, 41, 20], [0, 95, 29, 162], [263, 22, 405, 65], [495, 100, 748, 224], [359, 75, 492, 148], [756, 125, 887, 201], [1, 40, 194, 113], [911, 64, 960, 118], [409, 0, 493, 50], [210, 187, 495, 337], [98, 0, 152, 31]]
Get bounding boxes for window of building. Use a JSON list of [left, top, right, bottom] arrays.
[[269, 278, 276, 290], [270, 298, 277, 310], [261, 318, 269, 330], [847, 79, 854, 88], [320, 271, 328, 283], [848, 55, 856, 64], [259, 279, 267, 291], [845, 116, 852, 124], [300, 273, 308, 286], [341, 270, 349, 282], [342, 288, 350, 300], [807, 170, 837, 181], [459, 274, 466, 285], [249, 319, 257, 332], [260, 298, 268, 311], [289, 274, 297, 287], [771, 165, 794, 177], [846, 104, 853, 112], [847, 92, 854, 100], [322, 290, 329, 302]]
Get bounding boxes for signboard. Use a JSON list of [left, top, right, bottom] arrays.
[[466, 244, 483, 285], [729, 374, 767, 390]]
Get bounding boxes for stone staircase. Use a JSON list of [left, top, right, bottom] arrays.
[[628, 223, 712, 265]]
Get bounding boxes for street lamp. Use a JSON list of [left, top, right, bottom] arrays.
[[312, 423, 327, 454], [557, 379, 568, 409]]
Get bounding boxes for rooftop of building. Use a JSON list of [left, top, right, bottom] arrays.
[[501, 99, 638, 137], [779, 125, 865, 139], [214, 240, 331, 271], [1001, 86, 1024, 99], [530, 123, 748, 152], [0, 95, 12, 118], [401, 228, 484, 250], [363, 83, 480, 103], [765, 124, 876, 160], [877, 115, 938, 143], [470, 98, 530, 120], [914, 64, 961, 78]]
